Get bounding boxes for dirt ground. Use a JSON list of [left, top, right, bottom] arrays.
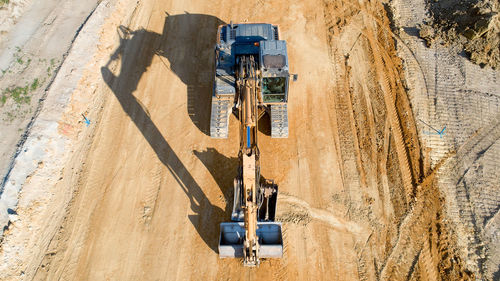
[[419, 0, 500, 69], [0, 0, 489, 279]]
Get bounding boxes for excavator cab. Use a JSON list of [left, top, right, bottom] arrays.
[[262, 77, 287, 102]]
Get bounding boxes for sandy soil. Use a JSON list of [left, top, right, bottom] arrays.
[[0, 0, 489, 279]]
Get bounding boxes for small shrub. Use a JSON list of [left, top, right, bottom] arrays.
[[30, 78, 39, 91]]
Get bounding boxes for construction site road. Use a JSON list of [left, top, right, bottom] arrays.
[[3, 0, 473, 280]]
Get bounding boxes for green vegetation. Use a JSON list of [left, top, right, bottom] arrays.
[[1, 78, 42, 107], [30, 78, 39, 91], [46, 58, 58, 76], [2, 85, 31, 105], [0, 51, 59, 121], [14, 46, 24, 65], [0, 0, 9, 7]]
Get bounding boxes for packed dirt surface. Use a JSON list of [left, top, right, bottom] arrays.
[[0, 0, 496, 280], [419, 0, 500, 69]]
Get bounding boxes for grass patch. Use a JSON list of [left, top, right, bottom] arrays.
[[30, 78, 39, 91], [1, 78, 42, 106], [0, 0, 9, 7], [46, 58, 58, 76], [13, 47, 25, 65], [2, 85, 31, 105]]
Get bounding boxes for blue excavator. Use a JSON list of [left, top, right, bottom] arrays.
[[210, 22, 296, 266]]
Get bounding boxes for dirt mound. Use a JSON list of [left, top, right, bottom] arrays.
[[420, 0, 500, 69]]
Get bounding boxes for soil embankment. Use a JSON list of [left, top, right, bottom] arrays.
[[420, 0, 500, 69]]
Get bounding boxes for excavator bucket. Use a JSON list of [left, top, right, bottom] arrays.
[[218, 222, 283, 258]]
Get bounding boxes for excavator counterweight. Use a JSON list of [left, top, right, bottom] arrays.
[[210, 22, 295, 266]]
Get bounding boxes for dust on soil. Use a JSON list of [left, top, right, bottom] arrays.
[[0, 0, 488, 279], [420, 0, 500, 69]]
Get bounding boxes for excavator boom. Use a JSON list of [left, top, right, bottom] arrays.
[[218, 56, 282, 266]]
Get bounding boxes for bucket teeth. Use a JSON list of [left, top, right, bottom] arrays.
[[218, 222, 283, 259]]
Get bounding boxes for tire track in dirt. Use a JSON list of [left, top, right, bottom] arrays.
[[271, 225, 289, 281], [279, 194, 364, 235], [378, 176, 438, 280], [364, 25, 414, 206], [436, 114, 500, 278], [323, 2, 401, 280], [321, 1, 476, 280], [380, 117, 393, 218], [420, 239, 440, 281]]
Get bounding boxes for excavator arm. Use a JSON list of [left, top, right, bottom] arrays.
[[218, 56, 282, 266], [238, 56, 260, 265]]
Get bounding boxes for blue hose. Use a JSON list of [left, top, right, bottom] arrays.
[[246, 126, 251, 148]]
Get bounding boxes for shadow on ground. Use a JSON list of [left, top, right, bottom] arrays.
[[193, 148, 238, 218], [100, 13, 231, 253]]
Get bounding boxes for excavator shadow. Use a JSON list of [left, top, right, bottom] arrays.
[[102, 12, 225, 136], [193, 148, 238, 218], [258, 113, 272, 136], [101, 13, 228, 253]]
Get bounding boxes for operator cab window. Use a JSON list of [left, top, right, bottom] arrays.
[[262, 77, 286, 102]]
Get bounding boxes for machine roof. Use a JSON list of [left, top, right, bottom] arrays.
[[234, 24, 273, 41], [260, 40, 288, 71], [222, 23, 275, 44]]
